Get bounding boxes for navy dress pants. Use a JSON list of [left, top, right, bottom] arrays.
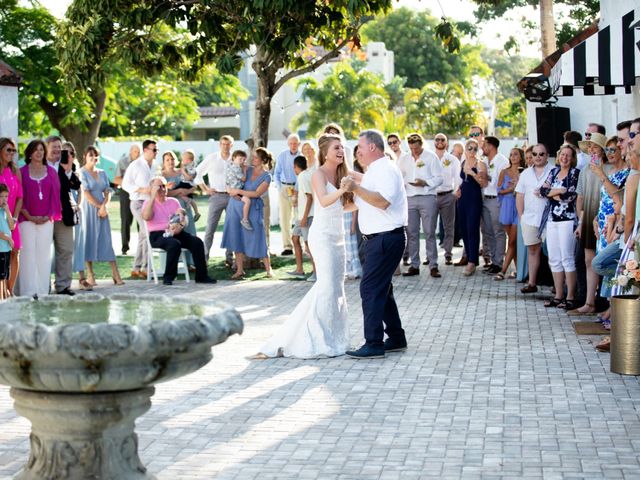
[[360, 228, 407, 347], [149, 230, 208, 282]]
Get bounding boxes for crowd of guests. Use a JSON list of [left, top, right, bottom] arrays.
[[2, 118, 639, 351]]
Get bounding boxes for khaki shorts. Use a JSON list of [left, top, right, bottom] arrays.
[[522, 223, 542, 246]]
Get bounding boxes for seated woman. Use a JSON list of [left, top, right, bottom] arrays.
[[141, 176, 215, 286], [221, 147, 274, 279]]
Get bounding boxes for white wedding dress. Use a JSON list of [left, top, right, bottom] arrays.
[[258, 183, 350, 358]]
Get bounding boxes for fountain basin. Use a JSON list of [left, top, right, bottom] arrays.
[[0, 293, 243, 479], [0, 293, 243, 392]]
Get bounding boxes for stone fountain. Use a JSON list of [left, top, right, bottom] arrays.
[[0, 293, 243, 479]]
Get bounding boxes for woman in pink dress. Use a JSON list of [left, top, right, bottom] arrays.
[[18, 139, 61, 298], [0, 138, 23, 295]]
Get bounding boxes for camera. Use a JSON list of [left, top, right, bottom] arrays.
[[60, 150, 70, 165]]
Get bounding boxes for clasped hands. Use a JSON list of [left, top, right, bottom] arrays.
[[340, 176, 357, 192]]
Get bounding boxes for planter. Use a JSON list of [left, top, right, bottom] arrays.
[[610, 295, 640, 375]]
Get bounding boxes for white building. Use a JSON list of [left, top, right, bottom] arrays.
[[520, 1, 640, 151], [189, 42, 395, 142], [0, 60, 21, 141]]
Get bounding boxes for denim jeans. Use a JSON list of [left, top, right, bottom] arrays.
[[592, 240, 622, 297]]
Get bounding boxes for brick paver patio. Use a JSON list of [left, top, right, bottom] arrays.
[[2, 260, 640, 479]]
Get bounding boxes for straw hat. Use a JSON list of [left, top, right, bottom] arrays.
[[578, 132, 607, 153]]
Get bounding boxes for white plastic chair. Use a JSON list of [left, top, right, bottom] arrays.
[[146, 234, 190, 284]]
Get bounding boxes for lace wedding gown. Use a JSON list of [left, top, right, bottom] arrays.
[[258, 183, 350, 358]]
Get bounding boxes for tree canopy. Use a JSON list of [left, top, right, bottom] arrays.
[[361, 8, 490, 89]]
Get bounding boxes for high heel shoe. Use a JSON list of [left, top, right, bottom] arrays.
[[112, 274, 125, 286], [87, 274, 97, 287]]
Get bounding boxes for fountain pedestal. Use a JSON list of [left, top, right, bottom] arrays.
[[0, 294, 243, 480], [12, 387, 155, 480]]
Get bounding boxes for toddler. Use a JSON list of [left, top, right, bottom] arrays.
[[0, 183, 15, 299], [173, 150, 201, 222], [226, 150, 252, 230], [604, 190, 625, 246], [163, 208, 189, 238]]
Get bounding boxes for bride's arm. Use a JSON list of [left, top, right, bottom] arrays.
[[312, 169, 346, 208], [348, 171, 364, 183]]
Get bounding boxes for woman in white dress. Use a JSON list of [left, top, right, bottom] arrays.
[[255, 134, 355, 358]]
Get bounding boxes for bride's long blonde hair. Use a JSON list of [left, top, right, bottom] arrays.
[[317, 133, 353, 205]]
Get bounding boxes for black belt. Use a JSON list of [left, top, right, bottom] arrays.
[[362, 226, 405, 241], [484, 195, 497, 199], [437, 190, 453, 196], [281, 182, 296, 186]]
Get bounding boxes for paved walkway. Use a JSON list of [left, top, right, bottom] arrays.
[[2, 257, 640, 479]]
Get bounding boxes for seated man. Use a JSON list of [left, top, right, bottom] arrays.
[[142, 176, 216, 285]]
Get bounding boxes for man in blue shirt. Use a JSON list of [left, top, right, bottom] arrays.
[[274, 134, 301, 255]]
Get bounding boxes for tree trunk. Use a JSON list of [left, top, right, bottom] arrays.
[[539, 0, 557, 58], [252, 74, 274, 150], [39, 89, 106, 156]]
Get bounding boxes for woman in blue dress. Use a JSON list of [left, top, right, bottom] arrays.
[[494, 147, 524, 281], [77, 146, 124, 285], [221, 147, 274, 279], [457, 139, 488, 277]]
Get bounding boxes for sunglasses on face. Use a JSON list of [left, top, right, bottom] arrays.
[[467, 146, 478, 152], [532, 152, 546, 157], [469, 132, 481, 138], [605, 147, 617, 154], [387, 140, 399, 146], [630, 131, 639, 139], [584, 132, 592, 138], [4, 148, 16, 153], [434, 138, 446, 142]]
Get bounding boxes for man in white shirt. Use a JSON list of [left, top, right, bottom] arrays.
[[122, 138, 156, 278], [397, 133, 443, 277], [433, 133, 461, 265], [274, 134, 301, 255], [480, 136, 509, 274], [195, 135, 234, 265], [386, 133, 404, 161], [341, 129, 408, 359], [515, 143, 554, 294]]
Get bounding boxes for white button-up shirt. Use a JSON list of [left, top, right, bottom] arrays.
[[482, 153, 509, 197], [514, 163, 554, 227], [356, 157, 408, 235], [122, 157, 153, 201], [195, 152, 232, 193], [396, 149, 443, 196], [436, 152, 462, 193]]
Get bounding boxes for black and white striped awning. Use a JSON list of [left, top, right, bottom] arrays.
[[520, 8, 640, 98], [549, 8, 640, 96]]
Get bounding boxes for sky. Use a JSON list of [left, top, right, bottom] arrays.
[[43, 0, 542, 58]]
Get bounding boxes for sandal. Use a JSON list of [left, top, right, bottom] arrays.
[[521, 284, 538, 294], [566, 303, 597, 316], [544, 297, 564, 308], [508, 271, 517, 279], [231, 271, 245, 280], [596, 336, 611, 352], [493, 272, 505, 281], [561, 299, 576, 311], [79, 279, 93, 291]]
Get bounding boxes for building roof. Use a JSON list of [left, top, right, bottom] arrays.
[[0, 59, 22, 87], [519, 7, 640, 97], [199, 106, 239, 118]]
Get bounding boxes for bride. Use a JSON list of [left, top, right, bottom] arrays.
[[255, 133, 355, 358]]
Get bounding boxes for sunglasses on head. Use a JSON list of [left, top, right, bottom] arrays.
[[469, 132, 481, 138], [407, 136, 421, 143], [532, 152, 546, 157], [605, 147, 617, 154]]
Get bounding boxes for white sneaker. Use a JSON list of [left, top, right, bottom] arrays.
[[306, 273, 317, 282]]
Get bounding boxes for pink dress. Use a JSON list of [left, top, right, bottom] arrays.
[[0, 166, 23, 249]]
